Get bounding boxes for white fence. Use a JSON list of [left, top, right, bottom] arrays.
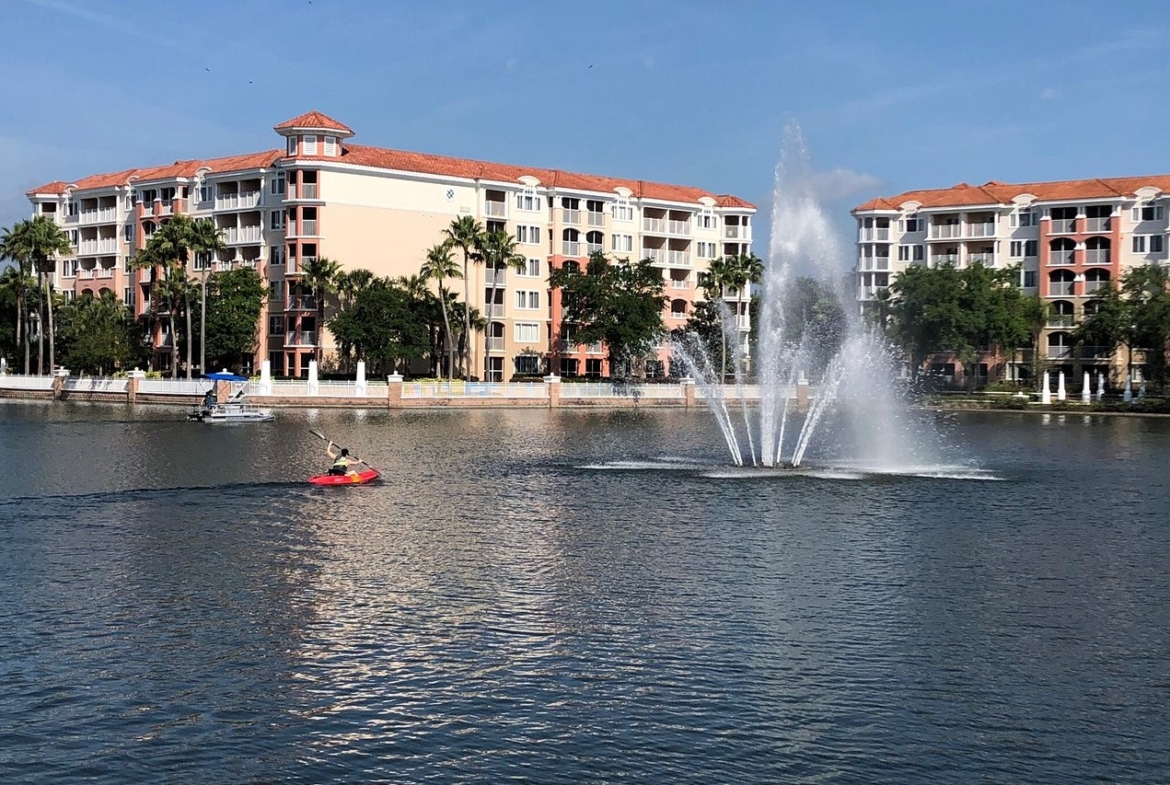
[[403, 381, 547, 399], [64, 377, 129, 394], [0, 374, 55, 390], [137, 378, 207, 396]]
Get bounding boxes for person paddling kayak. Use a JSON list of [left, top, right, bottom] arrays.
[[326, 441, 364, 477]]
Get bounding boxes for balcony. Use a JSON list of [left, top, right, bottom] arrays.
[[1085, 249, 1111, 265], [1050, 218, 1077, 234], [725, 225, 746, 239], [667, 250, 690, 266], [642, 248, 664, 263], [486, 269, 507, 286], [933, 253, 958, 265], [562, 241, 581, 257], [644, 217, 667, 234], [562, 209, 580, 225], [1084, 280, 1109, 294], [287, 184, 317, 200], [97, 267, 115, 279], [968, 223, 996, 238], [859, 228, 890, 242], [1048, 283, 1075, 296], [285, 330, 317, 346], [486, 336, 505, 351], [79, 208, 118, 225], [1047, 315, 1076, 328], [586, 242, 603, 255], [1086, 217, 1111, 232], [223, 226, 263, 244], [215, 191, 261, 210], [158, 203, 173, 217], [967, 252, 993, 266], [287, 295, 318, 311], [669, 280, 691, 289], [78, 239, 119, 255], [1049, 251, 1075, 266], [484, 201, 507, 218], [587, 211, 605, 227], [668, 220, 691, 236], [930, 225, 961, 239], [1046, 346, 1072, 359], [1082, 345, 1113, 361], [79, 269, 96, 279], [486, 304, 506, 318]]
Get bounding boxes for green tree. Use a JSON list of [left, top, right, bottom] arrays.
[[475, 229, 526, 381], [328, 277, 431, 375], [3, 217, 71, 374], [189, 218, 226, 376], [885, 263, 964, 380], [443, 216, 485, 378], [782, 276, 848, 376], [204, 266, 266, 372], [300, 256, 342, 365], [0, 237, 36, 373], [134, 214, 200, 378], [56, 291, 146, 374], [549, 252, 667, 378], [420, 240, 462, 381], [697, 252, 764, 378], [1122, 264, 1170, 390]]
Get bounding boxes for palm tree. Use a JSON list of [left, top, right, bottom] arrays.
[[189, 218, 226, 377], [140, 215, 198, 378], [443, 216, 484, 378], [5, 217, 71, 374], [337, 268, 375, 309], [300, 256, 342, 365], [420, 240, 462, 381], [699, 252, 764, 378], [0, 228, 35, 373], [475, 229, 526, 382]]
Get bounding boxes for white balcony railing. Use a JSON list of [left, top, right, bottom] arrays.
[[587, 211, 605, 227], [1048, 283, 1075, 296], [967, 253, 993, 266], [968, 223, 996, 237], [285, 330, 317, 346], [667, 250, 690, 266], [1085, 250, 1111, 265], [642, 248, 664, 263], [1049, 251, 1075, 266], [644, 217, 666, 234], [223, 226, 263, 244], [484, 201, 507, 218], [668, 220, 691, 236], [669, 280, 690, 289], [930, 224, 961, 239], [287, 184, 317, 200], [562, 209, 580, 225], [586, 242, 603, 255], [215, 192, 261, 210], [562, 241, 581, 257], [1050, 219, 1076, 234], [1086, 217, 1111, 232], [486, 336, 505, 351], [97, 267, 115, 279]]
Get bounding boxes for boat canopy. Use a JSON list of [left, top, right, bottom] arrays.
[[203, 371, 248, 382]]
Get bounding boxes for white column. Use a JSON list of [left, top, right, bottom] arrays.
[[1096, 371, 1105, 402], [356, 360, 367, 396], [1041, 371, 1052, 405], [307, 360, 319, 396], [1057, 372, 1066, 401], [258, 359, 272, 395], [1081, 371, 1091, 404]]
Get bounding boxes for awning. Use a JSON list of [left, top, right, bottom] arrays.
[[203, 371, 249, 382]]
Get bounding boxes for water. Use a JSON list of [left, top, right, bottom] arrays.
[[2, 403, 1170, 783], [676, 125, 934, 470]]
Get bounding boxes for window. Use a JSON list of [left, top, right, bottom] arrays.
[[515, 290, 540, 309], [514, 322, 540, 343], [1010, 241, 1022, 257], [515, 355, 541, 375], [270, 246, 285, 266], [901, 217, 922, 232], [194, 252, 212, 271], [913, 245, 924, 261], [198, 184, 212, 203], [612, 234, 634, 253], [123, 287, 135, 306], [269, 280, 282, 299], [67, 201, 77, 216], [1011, 209, 1036, 228], [67, 230, 78, 245], [1134, 204, 1165, 221], [286, 136, 297, 156], [303, 135, 317, 155], [1022, 270, 1038, 288], [516, 225, 541, 244], [271, 172, 286, 195], [270, 210, 285, 231], [323, 136, 337, 156], [612, 196, 633, 221], [520, 257, 541, 277], [122, 223, 134, 244], [1153, 235, 1165, 253], [1133, 235, 1147, 253], [897, 245, 910, 261], [515, 186, 543, 212], [269, 315, 286, 334], [697, 207, 715, 229]]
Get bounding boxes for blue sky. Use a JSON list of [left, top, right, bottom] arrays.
[[1, 0, 1167, 246]]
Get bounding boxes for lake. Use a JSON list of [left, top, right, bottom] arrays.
[[1, 402, 1168, 783]]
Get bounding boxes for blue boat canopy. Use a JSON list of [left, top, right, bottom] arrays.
[[204, 372, 248, 382]]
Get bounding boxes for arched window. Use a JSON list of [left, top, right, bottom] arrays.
[[1048, 269, 1075, 296], [670, 298, 688, 319], [1085, 268, 1111, 294], [562, 228, 581, 257], [585, 231, 604, 254], [1049, 299, 1075, 327], [1086, 236, 1111, 265], [1047, 331, 1072, 359], [1049, 237, 1075, 265]]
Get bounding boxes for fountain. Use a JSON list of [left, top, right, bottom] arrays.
[[673, 125, 939, 471]]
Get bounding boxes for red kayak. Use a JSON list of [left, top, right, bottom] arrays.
[[307, 468, 381, 486]]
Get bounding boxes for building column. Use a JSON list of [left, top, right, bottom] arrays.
[[681, 377, 695, 408], [127, 368, 145, 403], [387, 373, 403, 408], [544, 374, 561, 408]]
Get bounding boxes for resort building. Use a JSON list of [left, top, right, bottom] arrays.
[[853, 177, 1170, 383], [24, 111, 756, 380]]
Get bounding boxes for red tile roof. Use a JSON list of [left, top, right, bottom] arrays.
[[273, 110, 354, 135], [27, 131, 753, 209], [855, 176, 1170, 212], [26, 150, 284, 195]]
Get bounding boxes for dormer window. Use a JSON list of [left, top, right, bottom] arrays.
[[287, 135, 298, 156], [323, 136, 337, 156], [271, 171, 286, 195], [199, 184, 213, 204], [697, 206, 715, 229], [515, 185, 542, 211], [304, 135, 318, 155], [612, 195, 633, 221]]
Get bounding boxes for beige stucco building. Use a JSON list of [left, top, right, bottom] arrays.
[[26, 111, 756, 380]]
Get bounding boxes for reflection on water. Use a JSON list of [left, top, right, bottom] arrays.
[[1, 403, 1169, 783]]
